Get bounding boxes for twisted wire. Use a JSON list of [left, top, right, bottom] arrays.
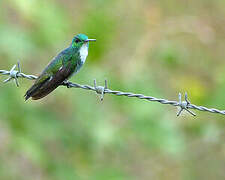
[[0, 70, 37, 80], [1, 63, 225, 116], [65, 82, 225, 116]]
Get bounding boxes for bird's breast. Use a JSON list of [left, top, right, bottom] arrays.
[[79, 43, 88, 64], [68, 44, 88, 79]]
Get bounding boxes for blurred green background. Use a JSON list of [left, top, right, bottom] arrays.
[[0, 0, 225, 179]]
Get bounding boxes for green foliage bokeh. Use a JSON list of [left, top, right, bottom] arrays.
[[0, 0, 225, 179]]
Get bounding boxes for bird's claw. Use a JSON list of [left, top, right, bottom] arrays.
[[62, 80, 71, 88]]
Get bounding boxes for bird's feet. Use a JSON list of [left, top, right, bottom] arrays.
[[61, 80, 71, 88]]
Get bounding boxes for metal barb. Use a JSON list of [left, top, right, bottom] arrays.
[[3, 64, 20, 87], [177, 92, 196, 117], [17, 61, 21, 73], [93, 79, 108, 101]]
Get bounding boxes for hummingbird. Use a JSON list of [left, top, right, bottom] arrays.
[[24, 34, 96, 100]]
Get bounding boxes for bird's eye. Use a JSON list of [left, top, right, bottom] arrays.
[[75, 39, 81, 43]]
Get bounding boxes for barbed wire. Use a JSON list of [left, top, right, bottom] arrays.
[[1, 62, 225, 116]]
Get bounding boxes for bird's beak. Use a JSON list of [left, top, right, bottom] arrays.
[[85, 39, 96, 42]]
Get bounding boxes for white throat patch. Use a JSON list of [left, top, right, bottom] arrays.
[[79, 43, 88, 64]]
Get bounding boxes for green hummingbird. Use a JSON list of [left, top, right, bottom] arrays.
[[24, 34, 96, 100]]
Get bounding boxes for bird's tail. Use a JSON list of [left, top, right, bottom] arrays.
[[24, 84, 39, 101], [24, 77, 50, 101]]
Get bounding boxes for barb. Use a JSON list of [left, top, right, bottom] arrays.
[[0, 62, 37, 86], [177, 92, 196, 116], [1, 63, 225, 116]]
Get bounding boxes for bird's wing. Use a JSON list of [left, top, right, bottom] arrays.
[[32, 60, 76, 99], [25, 48, 76, 100], [42, 48, 70, 75]]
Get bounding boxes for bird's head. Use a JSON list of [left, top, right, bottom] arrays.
[[71, 34, 96, 49]]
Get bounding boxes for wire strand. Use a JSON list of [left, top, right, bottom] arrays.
[[1, 63, 225, 116]]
